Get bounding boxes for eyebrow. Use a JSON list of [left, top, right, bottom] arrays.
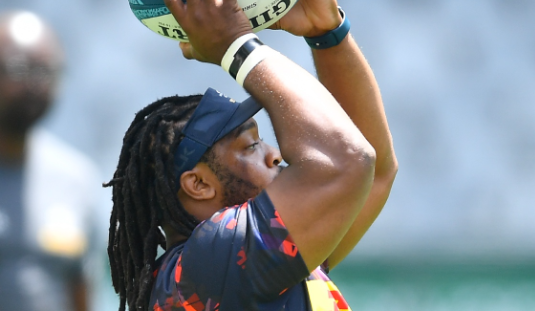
[[232, 120, 257, 139]]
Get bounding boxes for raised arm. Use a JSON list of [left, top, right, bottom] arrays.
[[279, 0, 398, 268], [165, 0, 377, 272], [312, 32, 398, 268]]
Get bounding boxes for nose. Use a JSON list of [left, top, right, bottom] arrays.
[[265, 144, 282, 168]]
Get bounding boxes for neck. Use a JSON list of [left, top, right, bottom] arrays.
[[0, 130, 27, 164], [162, 225, 188, 250], [162, 190, 223, 249]]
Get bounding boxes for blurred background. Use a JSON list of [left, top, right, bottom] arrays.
[[1, 0, 533, 310]]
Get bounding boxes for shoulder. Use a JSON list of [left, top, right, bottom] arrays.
[[23, 128, 103, 230], [188, 191, 280, 248], [27, 127, 101, 185], [181, 191, 308, 297]]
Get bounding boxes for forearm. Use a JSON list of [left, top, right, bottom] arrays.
[[311, 31, 398, 268], [312, 34, 397, 176]]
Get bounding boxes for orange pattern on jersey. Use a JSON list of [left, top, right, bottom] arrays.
[[211, 209, 230, 224], [237, 247, 247, 269], [329, 289, 350, 310], [182, 293, 204, 311], [174, 255, 183, 283], [165, 296, 181, 309], [153, 302, 164, 311], [273, 211, 285, 227], [307, 269, 352, 311], [324, 280, 350, 310], [279, 239, 298, 257], [226, 219, 237, 229]]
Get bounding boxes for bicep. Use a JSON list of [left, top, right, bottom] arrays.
[[266, 160, 374, 272]]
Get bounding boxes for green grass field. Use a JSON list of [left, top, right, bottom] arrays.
[[330, 259, 535, 311]]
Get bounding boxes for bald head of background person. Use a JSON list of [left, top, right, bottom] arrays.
[[0, 10, 64, 163]]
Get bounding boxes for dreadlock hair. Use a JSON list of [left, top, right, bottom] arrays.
[[104, 94, 210, 311]]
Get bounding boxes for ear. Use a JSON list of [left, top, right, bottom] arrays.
[[178, 163, 218, 201]]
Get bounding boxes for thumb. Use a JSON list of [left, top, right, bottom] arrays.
[[179, 42, 210, 63], [179, 42, 195, 60]]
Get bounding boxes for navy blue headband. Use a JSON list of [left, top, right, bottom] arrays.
[[173, 88, 262, 187]]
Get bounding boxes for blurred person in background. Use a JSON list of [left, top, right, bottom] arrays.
[[0, 10, 101, 311]]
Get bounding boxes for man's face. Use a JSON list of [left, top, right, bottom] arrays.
[[0, 34, 62, 135], [209, 118, 283, 207], [0, 58, 56, 134]]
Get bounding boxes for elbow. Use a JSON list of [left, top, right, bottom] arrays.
[[336, 140, 377, 189], [390, 156, 399, 182], [377, 151, 399, 188], [355, 143, 377, 182]]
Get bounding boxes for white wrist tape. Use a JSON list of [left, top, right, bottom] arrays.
[[235, 45, 275, 86], [221, 33, 258, 73]]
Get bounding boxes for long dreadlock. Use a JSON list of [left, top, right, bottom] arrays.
[[104, 94, 209, 311]]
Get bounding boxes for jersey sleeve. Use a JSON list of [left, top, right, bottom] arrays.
[[177, 190, 310, 307]]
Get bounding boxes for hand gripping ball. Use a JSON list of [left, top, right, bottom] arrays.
[[128, 0, 298, 42]]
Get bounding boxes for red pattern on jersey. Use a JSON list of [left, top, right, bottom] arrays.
[[182, 293, 204, 311], [279, 239, 298, 257], [330, 290, 350, 309], [153, 301, 164, 311], [272, 211, 285, 227], [237, 247, 247, 269], [174, 255, 182, 283], [226, 219, 237, 229]]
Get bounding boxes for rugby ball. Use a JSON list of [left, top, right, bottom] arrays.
[[129, 0, 298, 42]]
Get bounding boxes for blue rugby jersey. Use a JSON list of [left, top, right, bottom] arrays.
[[149, 190, 351, 311]]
